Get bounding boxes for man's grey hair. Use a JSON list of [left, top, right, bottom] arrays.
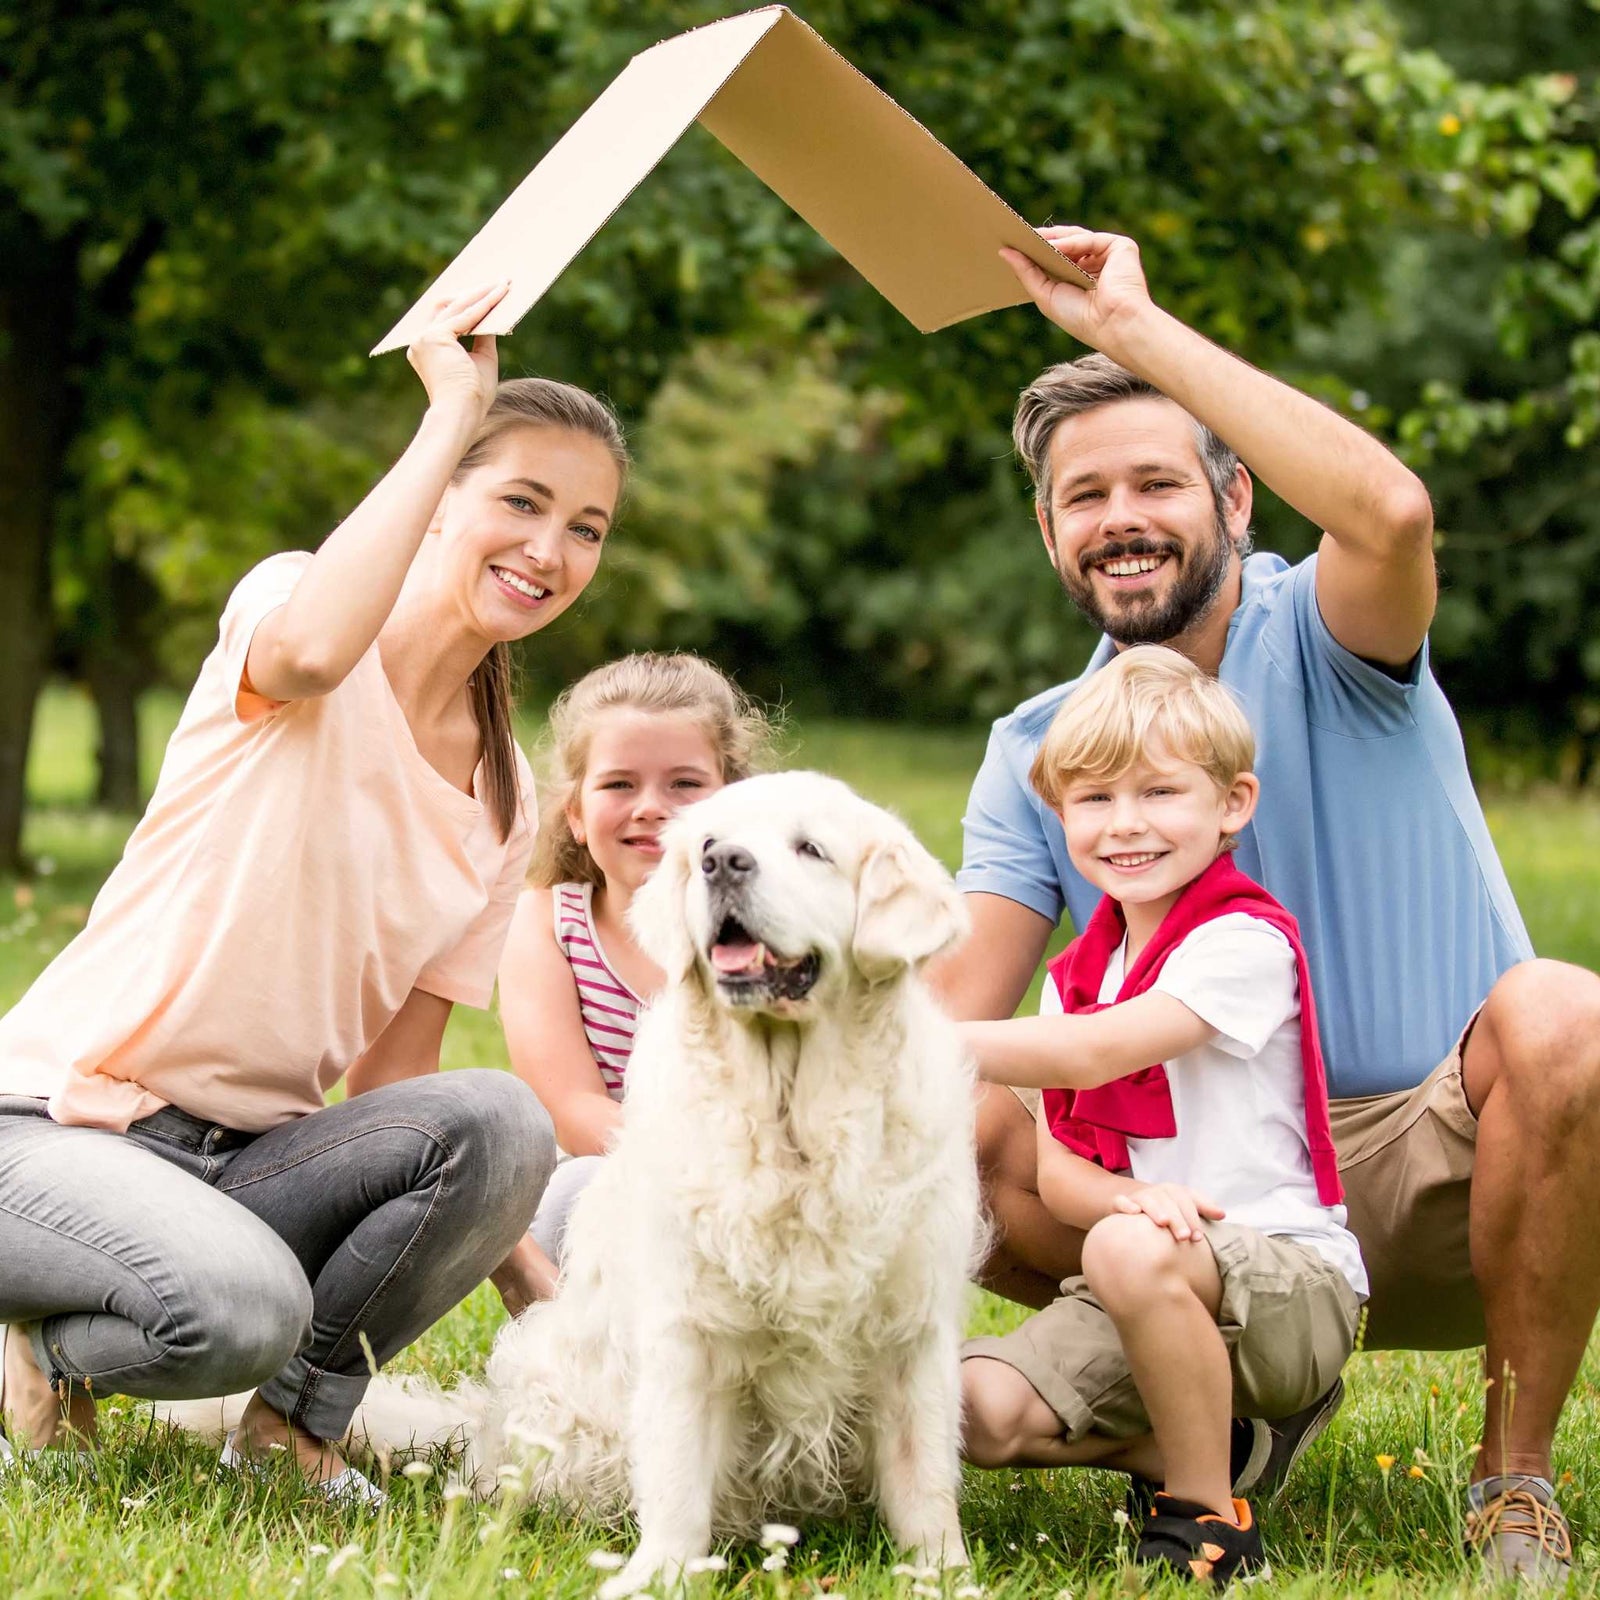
[[1013, 353, 1241, 518]]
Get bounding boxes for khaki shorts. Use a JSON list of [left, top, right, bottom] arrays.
[[965, 1222, 1363, 1439], [1007, 1020, 1482, 1352]]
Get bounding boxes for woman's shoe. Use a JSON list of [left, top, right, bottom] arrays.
[[220, 1429, 386, 1508]]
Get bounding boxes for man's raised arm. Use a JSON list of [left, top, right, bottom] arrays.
[[1004, 227, 1436, 669]]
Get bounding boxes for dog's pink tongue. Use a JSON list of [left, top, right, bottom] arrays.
[[711, 941, 766, 975]]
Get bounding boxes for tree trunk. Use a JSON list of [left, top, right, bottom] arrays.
[[84, 557, 162, 813], [88, 662, 142, 813], [0, 206, 79, 874]]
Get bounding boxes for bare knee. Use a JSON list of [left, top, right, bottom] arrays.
[[1081, 1213, 1183, 1314], [1473, 960, 1600, 1128], [961, 1356, 1057, 1468], [976, 1083, 1038, 1193]]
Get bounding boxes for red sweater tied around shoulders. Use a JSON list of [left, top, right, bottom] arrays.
[[1041, 853, 1343, 1205]]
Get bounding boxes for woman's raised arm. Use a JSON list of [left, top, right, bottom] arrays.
[[245, 282, 507, 703]]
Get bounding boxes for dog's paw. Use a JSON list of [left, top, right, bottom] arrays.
[[597, 1551, 686, 1600], [910, 1531, 969, 1571]]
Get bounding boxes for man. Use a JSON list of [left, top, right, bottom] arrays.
[[937, 224, 1600, 1583]]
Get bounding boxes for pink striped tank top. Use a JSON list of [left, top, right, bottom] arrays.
[[553, 882, 640, 1099]]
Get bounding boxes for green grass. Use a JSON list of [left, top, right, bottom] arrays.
[[6, 682, 1600, 1596]]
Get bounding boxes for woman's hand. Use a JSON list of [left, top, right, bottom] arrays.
[[405, 280, 509, 435], [1001, 226, 1154, 354]]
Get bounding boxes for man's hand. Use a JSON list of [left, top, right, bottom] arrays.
[[1001, 226, 1154, 353], [1111, 1182, 1225, 1243]]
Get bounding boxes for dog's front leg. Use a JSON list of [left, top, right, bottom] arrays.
[[599, 1326, 732, 1600], [867, 1330, 968, 1571]]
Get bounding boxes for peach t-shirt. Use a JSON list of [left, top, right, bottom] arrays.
[[0, 552, 535, 1133]]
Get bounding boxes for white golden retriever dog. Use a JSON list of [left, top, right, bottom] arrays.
[[168, 772, 982, 1595]]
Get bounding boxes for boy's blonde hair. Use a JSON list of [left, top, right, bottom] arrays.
[[529, 653, 777, 889], [1029, 645, 1255, 811]]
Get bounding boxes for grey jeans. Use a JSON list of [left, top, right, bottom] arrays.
[[0, 1071, 555, 1440]]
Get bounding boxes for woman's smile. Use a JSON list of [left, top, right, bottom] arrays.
[[490, 564, 552, 608]]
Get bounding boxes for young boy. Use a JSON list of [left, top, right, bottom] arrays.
[[959, 645, 1367, 1584]]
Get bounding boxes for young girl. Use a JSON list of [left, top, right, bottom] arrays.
[[496, 654, 774, 1304], [0, 284, 625, 1498]]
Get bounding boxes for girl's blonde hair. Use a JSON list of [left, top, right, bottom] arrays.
[[1030, 645, 1255, 811], [528, 653, 776, 888], [457, 378, 630, 844]]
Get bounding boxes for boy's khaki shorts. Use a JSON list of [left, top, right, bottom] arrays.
[[964, 1222, 1364, 1440], [1006, 1019, 1483, 1355]]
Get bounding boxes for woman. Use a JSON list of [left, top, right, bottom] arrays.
[[0, 283, 626, 1499]]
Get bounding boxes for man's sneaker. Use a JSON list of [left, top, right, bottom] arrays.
[[1136, 1492, 1267, 1585], [1236, 1377, 1345, 1500], [1464, 1474, 1573, 1586]]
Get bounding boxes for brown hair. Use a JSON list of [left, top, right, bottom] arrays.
[[454, 378, 631, 842], [1013, 352, 1241, 522], [1030, 645, 1255, 826], [529, 653, 777, 888]]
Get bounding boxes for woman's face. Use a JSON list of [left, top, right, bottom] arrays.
[[435, 424, 622, 642], [569, 709, 725, 899]]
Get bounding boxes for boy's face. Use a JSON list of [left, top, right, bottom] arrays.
[[1055, 742, 1259, 917]]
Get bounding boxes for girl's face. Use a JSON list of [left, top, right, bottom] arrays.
[[569, 709, 725, 899], [434, 424, 622, 643]]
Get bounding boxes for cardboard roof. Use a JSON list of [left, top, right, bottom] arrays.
[[372, 6, 1090, 354]]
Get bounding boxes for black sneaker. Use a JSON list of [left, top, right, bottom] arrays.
[[1137, 1492, 1267, 1584]]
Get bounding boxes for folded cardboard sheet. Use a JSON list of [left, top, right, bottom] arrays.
[[372, 6, 1089, 354]]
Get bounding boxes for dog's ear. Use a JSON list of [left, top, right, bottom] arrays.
[[627, 825, 697, 981], [852, 836, 970, 981]]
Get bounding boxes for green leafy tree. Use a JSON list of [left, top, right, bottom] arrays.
[[9, 0, 1557, 871], [0, 0, 807, 869], [1302, 4, 1600, 778], [517, 0, 1442, 719]]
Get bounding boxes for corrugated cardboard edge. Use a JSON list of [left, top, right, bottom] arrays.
[[700, 11, 1091, 333], [373, 5, 1089, 354], [371, 8, 786, 355]]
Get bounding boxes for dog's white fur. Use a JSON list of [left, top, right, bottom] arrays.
[[168, 773, 983, 1595]]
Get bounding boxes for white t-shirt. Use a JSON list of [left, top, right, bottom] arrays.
[[1043, 911, 1368, 1296]]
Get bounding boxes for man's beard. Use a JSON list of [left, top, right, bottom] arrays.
[[1052, 513, 1233, 646]]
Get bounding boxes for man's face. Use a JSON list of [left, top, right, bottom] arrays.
[[1038, 397, 1247, 645]]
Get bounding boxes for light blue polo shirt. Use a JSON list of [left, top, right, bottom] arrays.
[[958, 551, 1533, 1099]]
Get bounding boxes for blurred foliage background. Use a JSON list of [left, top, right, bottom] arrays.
[[2, 0, 1598, 871]]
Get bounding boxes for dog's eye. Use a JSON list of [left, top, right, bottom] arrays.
[[795, 839, 828, 862]]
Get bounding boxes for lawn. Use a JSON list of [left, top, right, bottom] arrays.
[[5, 682, 1600, 1598]]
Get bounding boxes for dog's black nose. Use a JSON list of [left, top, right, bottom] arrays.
[[701, 840, 757, 882]]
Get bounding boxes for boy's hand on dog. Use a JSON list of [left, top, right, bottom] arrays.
[[1112, 1182, 1225, 1243]]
